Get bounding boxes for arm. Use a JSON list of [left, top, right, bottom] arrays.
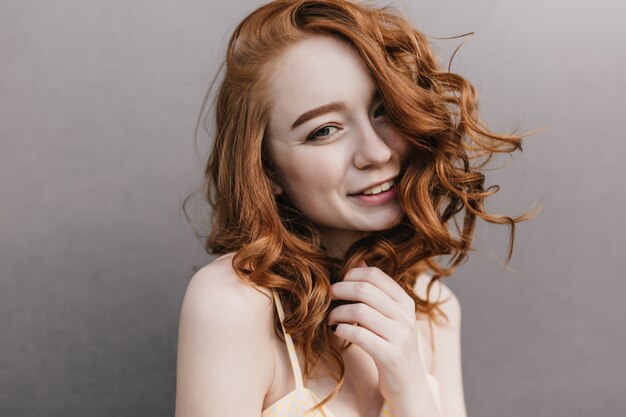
[[175, 259, 275, 417]]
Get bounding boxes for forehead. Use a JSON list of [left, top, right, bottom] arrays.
[[267, 35, 375, 128]]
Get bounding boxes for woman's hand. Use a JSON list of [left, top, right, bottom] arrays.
[[326, 261, 440, 416]]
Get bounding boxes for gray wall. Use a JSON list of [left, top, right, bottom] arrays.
[[1, 0, 623, 416]]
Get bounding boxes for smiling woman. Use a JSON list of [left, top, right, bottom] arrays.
[[264, 35, 410, 252], [176, 1, 536, 417]]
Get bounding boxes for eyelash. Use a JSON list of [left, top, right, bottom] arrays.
[[306, 125, 340, 142], [305, 104, 387, 142]]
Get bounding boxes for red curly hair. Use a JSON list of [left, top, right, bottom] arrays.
[[185, 0, 537, 412]]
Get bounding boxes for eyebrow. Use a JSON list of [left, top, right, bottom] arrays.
[[290, 89, 381, 130]]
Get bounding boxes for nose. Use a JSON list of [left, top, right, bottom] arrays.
[[353, 120, 393, 169]]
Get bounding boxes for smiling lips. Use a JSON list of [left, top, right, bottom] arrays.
[[359, 179, 395, 195], [348, 177, 399, 206], [350, 176, 397, 196]]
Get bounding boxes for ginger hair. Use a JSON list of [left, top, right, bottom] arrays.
[[185, 0, 537, 411]]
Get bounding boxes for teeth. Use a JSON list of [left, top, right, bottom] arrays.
[[362, 179, 395, 195]]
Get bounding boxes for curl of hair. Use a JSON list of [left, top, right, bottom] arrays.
[[185, 0, 538, 412]]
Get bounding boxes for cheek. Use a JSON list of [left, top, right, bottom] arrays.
[[398, 140, 411, 161], [280, 150, 345, 197], [386, 130, 411, 160]]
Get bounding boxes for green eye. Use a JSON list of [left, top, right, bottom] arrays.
[[373, 104, 386, 118], [306, 125, 340, 141]]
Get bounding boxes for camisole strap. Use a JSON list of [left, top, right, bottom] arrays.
[[271, 289, 305, 391]]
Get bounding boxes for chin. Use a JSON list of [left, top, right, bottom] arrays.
[[361, 212, 404, 232], [381, 206, 405, 224]]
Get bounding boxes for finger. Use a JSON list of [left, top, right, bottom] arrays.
[[332, 322, 395, 368], [343, 266, 412, 309], [331, 281, 409, 323], [327, 301, 400, 341]]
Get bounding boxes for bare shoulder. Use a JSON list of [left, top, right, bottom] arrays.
[[182, 253, 274, 316], [412, 272, 467, 417], [412, 271, 461, 330], [175, 252, 276, 417]]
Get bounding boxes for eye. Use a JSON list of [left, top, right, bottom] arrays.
[[373, 103, 386, 118], [306, 125, 340, 142]]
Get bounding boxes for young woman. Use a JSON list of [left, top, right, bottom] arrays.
[[176, 1, 533, 416]]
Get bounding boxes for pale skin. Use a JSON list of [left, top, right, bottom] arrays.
[[175, 35, 467, 417]]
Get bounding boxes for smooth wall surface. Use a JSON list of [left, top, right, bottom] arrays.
[[1, 0, 624, 416]]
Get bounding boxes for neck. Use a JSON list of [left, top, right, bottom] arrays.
[[319, 228, 371, 259]]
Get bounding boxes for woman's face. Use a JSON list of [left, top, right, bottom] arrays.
[[265, 35, 410, 252]]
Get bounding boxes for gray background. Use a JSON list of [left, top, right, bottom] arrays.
[[1, 0, 624, 416]]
